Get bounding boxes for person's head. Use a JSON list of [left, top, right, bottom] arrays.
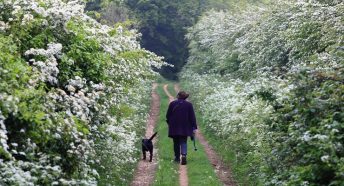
[[177, 91, 189, 100]]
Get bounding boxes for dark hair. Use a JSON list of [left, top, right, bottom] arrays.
[[177, 91, 189, 99]]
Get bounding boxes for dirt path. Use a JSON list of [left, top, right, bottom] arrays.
[[163, 84, 188, 186], [175, 84, 237, 186], [174, 84, 179, 95], [131, 83, 160, 186]]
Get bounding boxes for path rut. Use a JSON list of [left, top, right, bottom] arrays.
[[131, 83, 160, 186]]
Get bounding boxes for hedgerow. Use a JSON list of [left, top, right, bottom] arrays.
[[181, 0, 344, 185], [0, 0, 165, 185]]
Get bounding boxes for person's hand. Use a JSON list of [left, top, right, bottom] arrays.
[[192, 129, 197, 135]]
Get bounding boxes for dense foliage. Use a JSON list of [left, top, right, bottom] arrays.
[[181, 0, 344, 185], [124, 0, 204, 80], [0, 0, 165, 185], [86, 0, 130, 26]]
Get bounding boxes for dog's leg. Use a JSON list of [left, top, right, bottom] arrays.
[[149, 149, 153, 162], [142, 148, 146, 160]]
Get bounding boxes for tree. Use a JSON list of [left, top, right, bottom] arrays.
[[125, 0, 205, 79]]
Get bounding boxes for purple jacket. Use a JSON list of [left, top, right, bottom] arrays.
[[166, 99, 197, 138]]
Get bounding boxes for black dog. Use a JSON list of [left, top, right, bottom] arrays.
[[142, 132, 157, 162]]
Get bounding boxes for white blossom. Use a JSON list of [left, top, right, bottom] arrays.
[[0, 0, 164, 184], [321, 155, 329, 162]]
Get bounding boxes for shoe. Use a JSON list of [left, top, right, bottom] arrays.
[[174, 157, 180, 163], [181, 155, 187, 165]]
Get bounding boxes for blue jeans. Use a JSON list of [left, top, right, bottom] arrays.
[[173, 136, 187, 160]]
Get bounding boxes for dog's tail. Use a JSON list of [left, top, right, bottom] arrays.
[[149, 132, 158, 141]]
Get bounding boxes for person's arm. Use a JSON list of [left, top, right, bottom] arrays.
[[166, 102, 173, 124], [189, 103, 197, 130]]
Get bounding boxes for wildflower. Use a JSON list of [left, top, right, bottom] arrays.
[[321, 155, 329, 162]]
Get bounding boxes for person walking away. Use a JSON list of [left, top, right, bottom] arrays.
[[166, 91, 197, 165]]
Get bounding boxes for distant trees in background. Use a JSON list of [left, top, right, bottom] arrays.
[[124, 0, 205, 80], [101, 2, 129, 24], [86, 0, 206, 79], [86, 0, 130, 26]]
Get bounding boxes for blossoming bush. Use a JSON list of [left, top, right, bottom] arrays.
[[181, 0, 344, 185], [0, 0, 164, 185]]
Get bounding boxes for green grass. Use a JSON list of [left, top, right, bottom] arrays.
[[185, 130, 223, 186]]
